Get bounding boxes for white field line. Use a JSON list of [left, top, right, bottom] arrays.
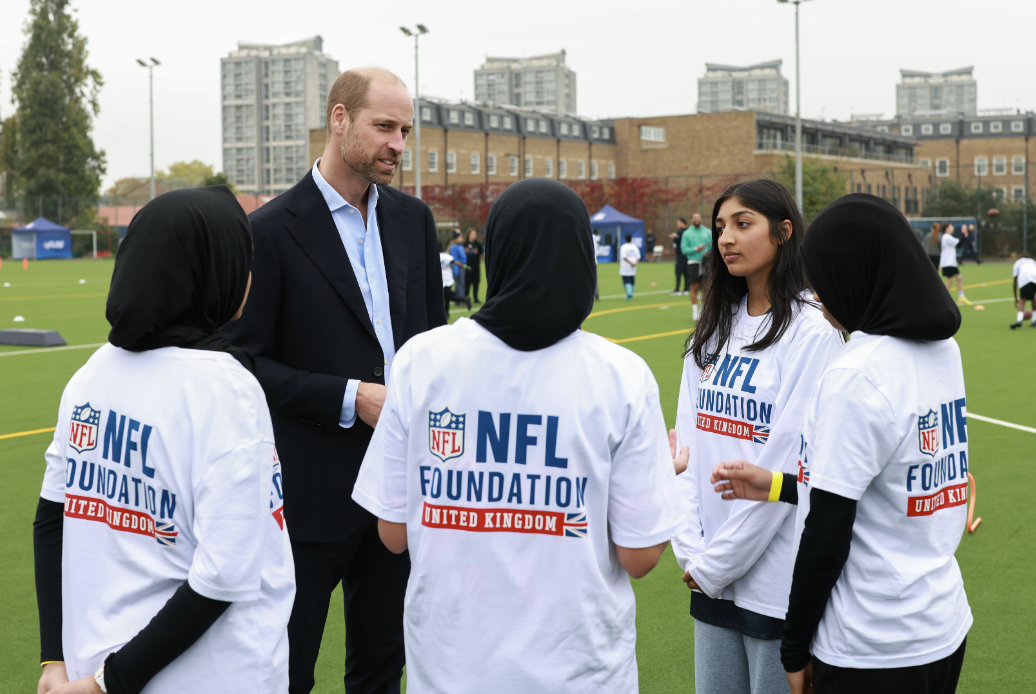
[[968, 413, 1036, 435], [0, 342, 105, 357]]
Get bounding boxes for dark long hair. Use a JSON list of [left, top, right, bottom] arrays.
[[687, 178, 808, 368]]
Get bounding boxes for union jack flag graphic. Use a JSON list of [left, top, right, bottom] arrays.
[[752, 426, 771, 445], [155, 521, 178, 546], [563, 512, 588, 538]]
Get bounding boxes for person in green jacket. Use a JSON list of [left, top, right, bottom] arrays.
[[681, 212, 711, 321]]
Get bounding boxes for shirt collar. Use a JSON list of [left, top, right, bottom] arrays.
[[311, 158, 378, 215]]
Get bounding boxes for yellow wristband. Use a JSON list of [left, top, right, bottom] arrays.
[[768, 471, 783, 502], [41, 661, 63, 667]]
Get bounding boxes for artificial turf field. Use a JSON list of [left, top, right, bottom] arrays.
[[1, 257, 1033, 693]]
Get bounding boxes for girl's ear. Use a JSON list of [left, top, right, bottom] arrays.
[[777, 219, 794, 244]]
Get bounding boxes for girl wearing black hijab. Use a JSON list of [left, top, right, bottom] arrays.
[[712, 194, 972, 694], [350, 178, 687, 693], [34, 187, 294, 694]]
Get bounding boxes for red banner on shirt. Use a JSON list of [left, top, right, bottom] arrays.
[[64, 493, 155, 537], [906, 483, 968, 517], [696, 413, 754, 441], [420, 502, 587, 538]]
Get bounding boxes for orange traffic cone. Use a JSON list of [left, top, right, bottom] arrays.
[[966, 472, 981, 533], [23, 258, 29, 269]]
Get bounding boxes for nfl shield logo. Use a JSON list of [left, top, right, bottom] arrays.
[[68, 403, 100, 453], [428, 408, 466, 463], [918, 409, 940, 457], [700, 354, 719, 383]]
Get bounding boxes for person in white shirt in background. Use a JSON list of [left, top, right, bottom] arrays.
[[619, 234, 640, 300], [672, 178, 844, 694], [592, 229, 601, 300], [351, 178, 688, 694], [712, 194, 971, 694], [939, 223, 964, 301], [1010, 255, 1036, 329], [440, 241, 460, 318], [34, 187, 294, 694]]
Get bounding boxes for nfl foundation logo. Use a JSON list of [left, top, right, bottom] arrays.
[[700, 354, 719, 383], [918, 409, 940, 457], [68, 403, 100, 453], [429, 408, 466, 463]]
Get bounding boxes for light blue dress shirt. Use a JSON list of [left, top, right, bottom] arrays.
[[311, 160, 396, 428]]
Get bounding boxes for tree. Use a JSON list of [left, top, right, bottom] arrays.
[[104, 177, 146, 198], [422, 183, 507, 231], [775, 156, 848, 222], [0, 116, 19, 205], [158, 160, 215, 190], [11, 0, 106, 222], [201, 171, 239, 195]]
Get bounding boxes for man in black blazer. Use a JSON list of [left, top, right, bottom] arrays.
[[226, 67, 446, 693]]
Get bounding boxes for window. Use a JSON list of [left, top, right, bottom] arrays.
[[590, 161, 598, 180], [974, 157, 988, 176], [901, 124, 913, 135], [993, 157, 1006, 175], [602, 127, 610, 139], [998, 187, 1008, 199], [571, 123, 581, 137], [489, 114, 499, 128], [540, 120, 549, 133], [936, 158, 950, 177], [577, 160, 586, 179], [402, 149, 412, 171], [471, 153, 480, 174], [446, 151, 457, 174], [919, 158, 931, 168], [487, 154, 497, 175], [559, 159, 567, 178], [1013, 186, 1026, 201], [524, 156, 533, 177], [1011, 120, 1024, 133], [990, 121, 1002, 133], [940, 123, 952, 135], [263, 147, 270, 164], [876, 126, 889, 133], [640, 126, 665, 142], [428, 150, 439, 172], [560, 122, 570, 135], [526, 118, 536, 131], [1013, 156, 1025, 175], [422, 107, 432, 122], [866, 184, 872, 194], [971, 122, 983, 134], [449, 110, 459, 125], [545, 158, 553, 177], [464, 111, 474, 126], [502, 115, 512, 129], [608, 162, 616, 179], [591, 125, 600, 138], [509, 156, 518, 177], [921, 124, 933, 135]]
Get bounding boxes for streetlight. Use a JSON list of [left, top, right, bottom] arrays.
[[778, 0, 811, 212], [137, 57, 161, 201], [400, 24, 428, 200]]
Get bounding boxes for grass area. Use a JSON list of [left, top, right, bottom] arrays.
[[1, 257, 1033, 692]]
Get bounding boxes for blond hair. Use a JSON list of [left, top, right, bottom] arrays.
[[325, 67, 407, 136]]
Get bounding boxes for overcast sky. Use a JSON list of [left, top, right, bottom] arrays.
[[1, 0, 1034, 191]]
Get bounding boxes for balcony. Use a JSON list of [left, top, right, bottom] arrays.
[[756, 138, 915, 164]]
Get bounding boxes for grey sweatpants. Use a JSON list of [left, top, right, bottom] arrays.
[[695, 619, 789, 694]]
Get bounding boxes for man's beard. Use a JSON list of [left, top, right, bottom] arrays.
[[340, 127, 397, 186]]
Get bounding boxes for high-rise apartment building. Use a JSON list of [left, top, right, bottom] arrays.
[[697, 61, 789, 115], [474, 51, 576, 115], [896, 68, 977, 116], [221, 36, 339, 195]]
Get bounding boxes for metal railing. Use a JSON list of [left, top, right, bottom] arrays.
[[756, 139, 915, 164]]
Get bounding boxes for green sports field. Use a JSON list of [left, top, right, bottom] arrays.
[[1, 258, 1033, 693]]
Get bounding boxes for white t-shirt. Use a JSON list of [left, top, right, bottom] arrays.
[[619, 242, 640, 276], [41, 344, 295, 693], [352, 318, 687, 694], [440, 252, 455, 288], [939, 233, 959, 268], [671, 297, 843, 619], [794, 332, 972, 668], [1012, 257, 1036, 287], [592, 234, 601, 265]]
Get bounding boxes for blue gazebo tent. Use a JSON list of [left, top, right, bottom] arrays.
[[12, 217, 72, 260], [590, 205, 645, 263]]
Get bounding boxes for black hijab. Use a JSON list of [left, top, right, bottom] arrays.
[[106, 186, 256, 373], [801, 193, 960, 340], [473, 179, 596, 351]]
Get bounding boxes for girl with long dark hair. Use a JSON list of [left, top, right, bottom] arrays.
[[671, 178, 843, 694]]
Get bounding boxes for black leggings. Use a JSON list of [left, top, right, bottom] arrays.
[[443, 287, 452, 316], [814, 636, 966, 694], [468, 266, 481, 303]]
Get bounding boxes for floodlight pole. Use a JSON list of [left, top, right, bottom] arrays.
[[779, 0, 809, 212], [138, 58, 161, 200], [401, 26, 429, 200]]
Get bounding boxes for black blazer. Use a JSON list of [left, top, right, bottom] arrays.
[[226, 172, 447, 542]]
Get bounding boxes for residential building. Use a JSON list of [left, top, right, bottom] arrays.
[[221, 36, 339, 195], [851, 111, 1034, 203], [474, 51, 576, 115], [697, 61, 789, 115], [896, 68, 977, 116]]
